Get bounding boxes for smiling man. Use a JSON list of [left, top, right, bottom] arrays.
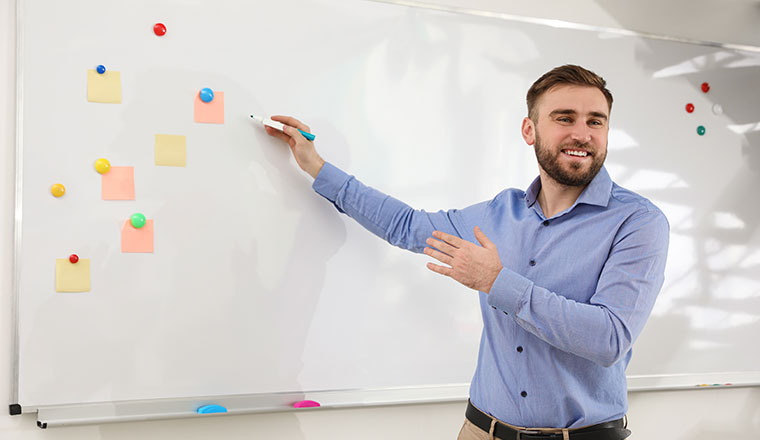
[[264, 65, 669, 440]]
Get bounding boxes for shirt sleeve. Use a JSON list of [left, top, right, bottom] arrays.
[[312, 162, 488, 253], [486, 208, 670, 367]]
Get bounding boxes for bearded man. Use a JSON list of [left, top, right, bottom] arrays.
[[264, 64, 669, 440]]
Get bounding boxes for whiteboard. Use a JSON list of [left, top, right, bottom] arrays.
[[13, 0, 760, 425]]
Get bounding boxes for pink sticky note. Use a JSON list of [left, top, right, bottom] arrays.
[[293, 400, 320, 408], [102, 166, 135, 200], [121, 219, 154, 253], [194, 91, 224, 124]]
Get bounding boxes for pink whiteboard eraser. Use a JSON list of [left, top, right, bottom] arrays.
[[293, 400, 321, 408]]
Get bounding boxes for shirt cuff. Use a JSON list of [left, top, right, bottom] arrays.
[[312, 161, 350, 202], [487, 268, 533, 315]]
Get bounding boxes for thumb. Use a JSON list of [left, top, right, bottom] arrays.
[[282, 124, 306, 142], [474, 226, 495, 249]]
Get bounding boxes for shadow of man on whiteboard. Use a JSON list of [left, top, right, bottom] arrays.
[[264, 64, 671, 439]]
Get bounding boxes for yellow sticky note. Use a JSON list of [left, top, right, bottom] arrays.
[[121, 219, 154, 253], [102, 166, 135, 200], [194, 91, 224, 124], [87, 69, 122, 103], [56, 259, 91, 292], [155, 134, 187, 167]]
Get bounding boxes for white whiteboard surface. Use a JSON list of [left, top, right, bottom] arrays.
[[14, 0, 760, 424]]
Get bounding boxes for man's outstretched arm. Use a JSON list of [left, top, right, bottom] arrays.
[[264, 115, 489, 254]]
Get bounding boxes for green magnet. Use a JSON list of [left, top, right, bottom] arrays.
[[697, 125, 706, 136], [131, 213, 146, 229]]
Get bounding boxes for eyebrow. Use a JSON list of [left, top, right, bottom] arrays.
[[549, 109, 608, 121]]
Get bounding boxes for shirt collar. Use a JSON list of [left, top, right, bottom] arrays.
[[524, 166, 613, 211]]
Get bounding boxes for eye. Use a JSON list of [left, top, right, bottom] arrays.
[[557, 117, 573, 123], [588, 119, 604, 126]]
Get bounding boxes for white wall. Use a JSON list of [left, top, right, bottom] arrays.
[[2, 1, 759, 438]]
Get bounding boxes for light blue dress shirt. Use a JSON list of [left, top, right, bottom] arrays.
[[312, 161, 669, 429]]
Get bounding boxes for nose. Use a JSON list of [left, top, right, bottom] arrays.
[[570, 123, 592, 144]]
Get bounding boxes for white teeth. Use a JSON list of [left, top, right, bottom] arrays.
[[564, 150, 588, 157]]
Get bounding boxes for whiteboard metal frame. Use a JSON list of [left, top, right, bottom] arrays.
[[33, 384, 471, 428], [11, 0, 760, 428], [10, 0, 25, 411]]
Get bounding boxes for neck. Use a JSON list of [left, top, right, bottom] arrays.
[[536, 170, 588, 219]]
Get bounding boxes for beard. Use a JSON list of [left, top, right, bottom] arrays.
[[533, 132, 606, 187]]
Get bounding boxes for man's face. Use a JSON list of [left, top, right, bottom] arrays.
[[522, 85, 609, 187]]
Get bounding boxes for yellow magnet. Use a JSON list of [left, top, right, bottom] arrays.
[[51, 183, 66, 197], [95, 158, 111, 174]]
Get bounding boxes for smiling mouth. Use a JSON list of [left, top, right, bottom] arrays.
[[562, 149, 590, 158]]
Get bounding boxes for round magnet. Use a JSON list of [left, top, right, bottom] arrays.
[[153, 23, 167, 36], [94, 158, 111, 174], [701, 82, 710, 93], [712, 104, 723, 115], [200, 88, 214, 103], [97, 65, 106, 74], [69, 254, 79, 264], [685, 103, 694, 113], [130, 213, 147, 229], [51, 183, 66, 197], [697, 125, 706, 136]]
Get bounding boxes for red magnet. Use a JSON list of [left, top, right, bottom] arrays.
[[685, 103, 694, 113], [69, 254, 79, 264], [701, 82, 710, 93], [153, 23, 167, 36]]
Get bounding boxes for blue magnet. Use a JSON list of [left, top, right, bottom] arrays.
[[200, 87, 214, 103], [197, 404, 227, 414], [96, 65, 106, 74]]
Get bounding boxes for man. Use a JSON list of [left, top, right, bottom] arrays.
[[264, 65, 669, 440]]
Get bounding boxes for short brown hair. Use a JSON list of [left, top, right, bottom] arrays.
[[526, 65, 613, 122]]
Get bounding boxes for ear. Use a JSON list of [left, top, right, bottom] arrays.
[[521, 117, 535, 146]]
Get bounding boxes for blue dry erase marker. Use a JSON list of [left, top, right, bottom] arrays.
[[249, 115, 316, 141]]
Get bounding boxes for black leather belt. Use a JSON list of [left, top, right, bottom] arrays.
[[466, 401, 631, 440]]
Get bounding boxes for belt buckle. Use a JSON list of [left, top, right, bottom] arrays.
[[516, 429, 541, 439]]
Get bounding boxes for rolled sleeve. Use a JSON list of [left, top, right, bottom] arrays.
[[312, 161, 350, 203]]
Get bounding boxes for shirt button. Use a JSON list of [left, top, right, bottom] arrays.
[[542, 220, 550, 226], [529, 259, 536, 266], [521, 391, 528, 398], [516, 346, 523, 353]]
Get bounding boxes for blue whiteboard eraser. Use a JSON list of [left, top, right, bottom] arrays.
[[197, 404, 227, 414]]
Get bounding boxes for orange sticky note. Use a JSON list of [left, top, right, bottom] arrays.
[[121, 219, 154, 253], [102, 166, 135, 200], [194, 91, 224, 124], [56, 258, 91, 292]]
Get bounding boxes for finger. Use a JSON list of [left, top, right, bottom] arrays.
[[432, 230, 462, 248], [426, 262, 453, 277], [423, 247, 454, 266], [282, 124, 307, 142], [426, 237, 457, 255], [271, 115, 311, 133], [473, 226, 495, 249]]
